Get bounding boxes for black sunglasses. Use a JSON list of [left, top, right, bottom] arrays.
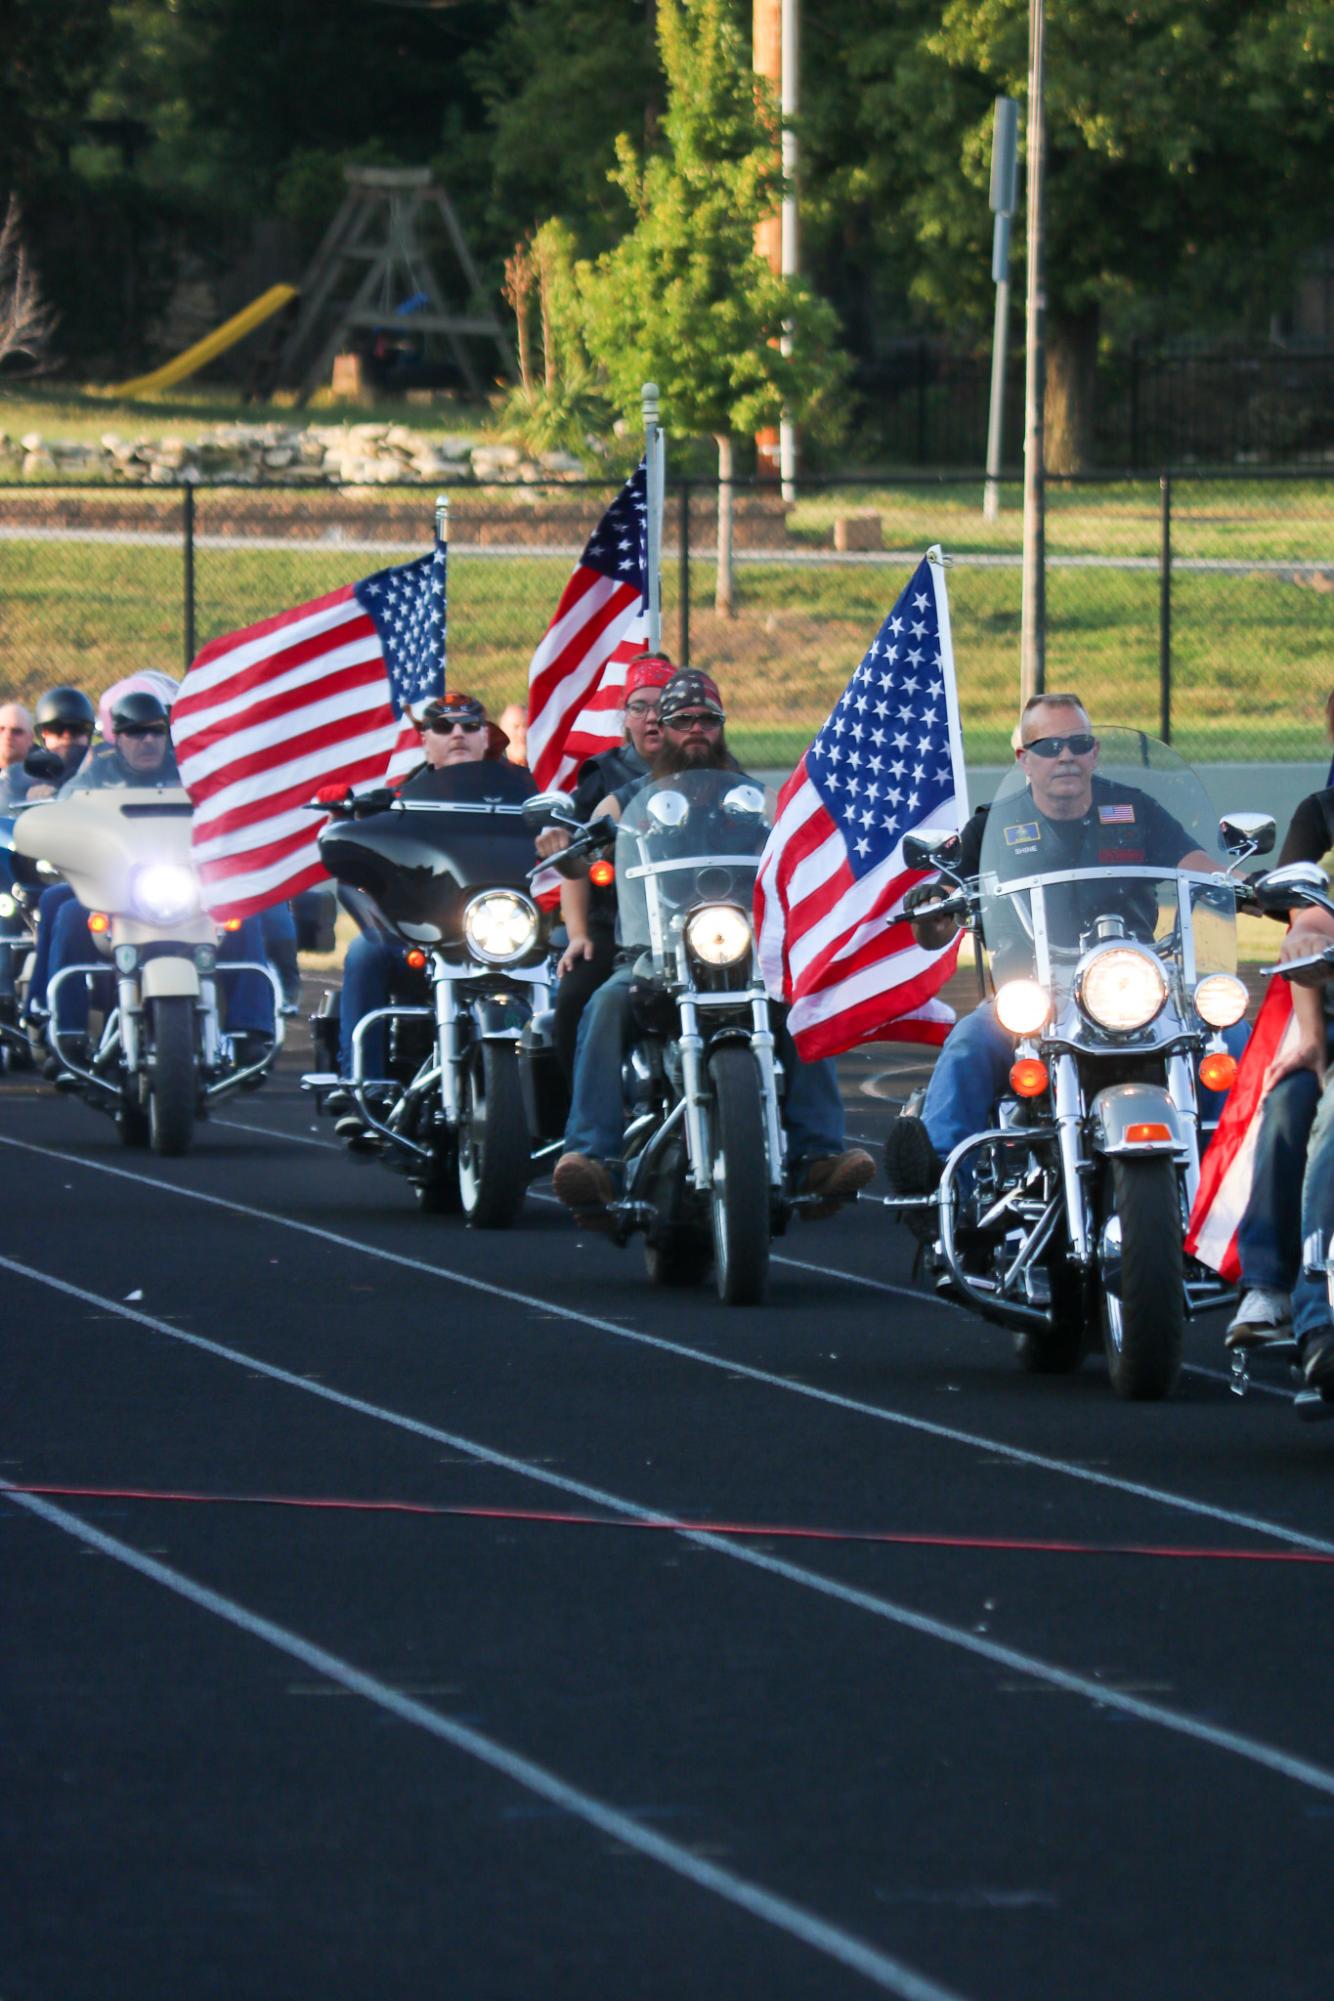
[[427, 718, 484, 736], [45, 724, 91, 739], [664, 710, 723, 731], [1023, 732, 1096, 758], [118, 723, 168, 739]]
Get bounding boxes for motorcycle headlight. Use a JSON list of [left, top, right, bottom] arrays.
[[1193, 972, 1248, 1029], [0, 892, 14, 920], [684, 903, 752, 967], [463, 890, 539, 965], [995, 977, 1052, 1037], [131, 862, 199, 925], [1077, 944, 1168, 1033]]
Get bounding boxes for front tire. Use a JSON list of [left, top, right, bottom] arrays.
[[707, 1045, 771, 1305], [457, 1040, 529, 1229], [1100, 1156, 1184, 1399], [148, 995, 197, 1157]]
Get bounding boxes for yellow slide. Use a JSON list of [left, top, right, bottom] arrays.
[[107, 283, 298, 397]]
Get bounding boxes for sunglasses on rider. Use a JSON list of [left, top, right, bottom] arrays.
[[625, 699, 662, 718], [118, 723, 168, 739], [664, 711, 724, 732], [1022, 732, 1096, 758], [426, 718, 484, 736], [45, 724, 91, 740]]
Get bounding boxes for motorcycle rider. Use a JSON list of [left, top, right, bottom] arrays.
[[1265, 906, 1334, 1397], [34, 690, 274, 1064], [10, 685, 96, 803], [885, 690, 1238, 1199], [540, 651, 676, 1079], [330, 690, 526, 1145], [0, 703, 35, 1017], [551, 668, 875, 1217], [0, 702, 34, 802]]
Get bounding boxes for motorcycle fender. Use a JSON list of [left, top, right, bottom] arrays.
[[141, 957, 202, 1000], [1089, 1082, 1185, 1156], [474, 997, 529, 1040]]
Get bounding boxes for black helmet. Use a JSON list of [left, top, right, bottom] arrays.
[[110, 689, 170, 733], [33, 685, 96, 735]]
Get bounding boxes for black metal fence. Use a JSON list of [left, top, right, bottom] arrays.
[[1, 470, 1331, 773], [858, 345, 1334, 470]]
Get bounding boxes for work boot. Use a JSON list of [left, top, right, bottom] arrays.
[[553, 1152, 614, 1213], [1301, 1329, 1334, 1395], [798, 1149, 876, 1220], [884, 1112, 943, 1195]]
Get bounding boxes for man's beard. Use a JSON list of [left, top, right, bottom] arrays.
[[650, 732, 730, 778]]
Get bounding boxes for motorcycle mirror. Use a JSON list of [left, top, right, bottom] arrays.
[[646, 789, 689, 829], [1220, 812, 1276, 858], [521, 789, 578, 828], [722, 783, 766, 818], [23, 747, 65, 783], [1252, 860, 1331, 916], [903, 828, 962, 874]]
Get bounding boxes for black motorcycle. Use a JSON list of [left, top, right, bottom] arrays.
[[303, 760, 567, 1227]]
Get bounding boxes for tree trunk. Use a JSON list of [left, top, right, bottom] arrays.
[[714, 432, 735, 618], [1045, 305, 1099, 473]]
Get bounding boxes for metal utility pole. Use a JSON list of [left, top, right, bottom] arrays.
[[778, 0, 799, 499], [1020, 0, 1047, 704], [983, 97, 1019, 523], [643, 381, 664, 651]]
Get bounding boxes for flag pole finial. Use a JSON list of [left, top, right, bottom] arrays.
[[641, 382, 659, 427], [434, 493, 449, 543]]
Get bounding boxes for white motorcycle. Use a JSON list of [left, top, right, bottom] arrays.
[[13, 784, 281, 1153]]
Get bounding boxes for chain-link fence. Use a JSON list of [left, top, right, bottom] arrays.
[[1, 471, 1331, 773]]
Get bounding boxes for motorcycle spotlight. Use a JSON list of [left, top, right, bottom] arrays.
[[1193, 972, 1248, 1029], [1076, 944, 1168, 1033], [995, 977, 1052, 1036], [131, 862, 199, 925], [684, 903, 752, 967], [463, 889, 539, 965], [0, 892, 15, 920]]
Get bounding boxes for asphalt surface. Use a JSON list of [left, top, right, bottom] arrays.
[[4, 997, 1333, 2001]]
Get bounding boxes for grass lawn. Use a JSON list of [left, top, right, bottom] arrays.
[[0, 382, 499, 446]]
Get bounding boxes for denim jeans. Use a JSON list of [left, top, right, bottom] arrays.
[[25, 882, 77, 1016], [562, 964, 846, 1173], [338, 934, 415, 1077], [260, 900, 301, 1007], [1235, 1022, 1334, 1292], [1293, 1073, 1334, 1352], [921, 1001, 1250, 1164]]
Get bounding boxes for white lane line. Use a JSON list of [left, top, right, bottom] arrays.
[[7, 1257, 1334, 1804], [3, 1133, 1327, 1556], [5, 1487, 965, 2001]]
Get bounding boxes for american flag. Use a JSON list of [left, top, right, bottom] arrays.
[[526, 462, 649, 792], [1185, 976, 1295, 1280], [173, 539, 446, 919], [754, 551, 969, 1061]]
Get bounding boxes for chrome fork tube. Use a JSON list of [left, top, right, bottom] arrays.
[[435, 972, 462, 1122], [677, 996, 711, 1191], [749, 993, 784, 1187], [1052, 1050, 1091, 1262], [117, 977, 141, 1071], [1166, 1048, 1202, 1206]]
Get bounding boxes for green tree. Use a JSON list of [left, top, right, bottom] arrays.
[[803, 0, 1334, 469], [578, 0, 848, 612]]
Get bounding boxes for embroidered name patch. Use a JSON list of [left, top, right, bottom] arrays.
[[1098, 804, 1135, 824], [1005, 821, 1040, 846]]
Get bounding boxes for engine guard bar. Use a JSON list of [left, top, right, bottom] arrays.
[[936, 1124, 1063, 1331], [46, 959, 283, 1098], [204, 962, 285, 1097], [346, 1006, 435, 1158], [622, 1094, 689, 1204]]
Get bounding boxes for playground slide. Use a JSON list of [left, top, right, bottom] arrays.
[[107, 283, 298, 397]]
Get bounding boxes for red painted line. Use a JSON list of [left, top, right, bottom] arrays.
[[5, 1483, 1333, 1566]]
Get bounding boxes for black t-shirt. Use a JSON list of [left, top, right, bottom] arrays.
[[1278, 789, 1334, 869], [571, 743, 647, 933], [963, 776, 1197, 968]]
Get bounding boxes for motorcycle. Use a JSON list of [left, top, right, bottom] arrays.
[[302, 759, 567, 1227], [11, 783, 281, 1152], [0, 813, 44, 1069], [889, 730, 1272, 1399], [530, 767, 805, 1306]]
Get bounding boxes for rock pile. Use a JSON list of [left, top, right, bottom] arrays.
[[0, 423, 588, 486]]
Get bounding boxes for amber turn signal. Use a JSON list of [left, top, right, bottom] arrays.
[[87, 911, 110, 934], [222, 916, 242, 933], [405, 948, 428, 970], [1199, 1052, 1238, 1094], [589, 858, 615, 887], [1125, 1122, 1174, 1144], [1009, 1056, 1049, 1097]]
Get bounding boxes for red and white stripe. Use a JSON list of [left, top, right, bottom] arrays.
[[526, 567, 647, 794], [173, 585, 420, 920], [1185, 976, 1296, 1280]]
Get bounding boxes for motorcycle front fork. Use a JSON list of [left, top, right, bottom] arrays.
[[675, 993, 785, 1194]]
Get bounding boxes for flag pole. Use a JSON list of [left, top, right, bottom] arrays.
[[434, 492, 449, 547], [1019, 0, 1047, 704], [642, 381, 663, 652]]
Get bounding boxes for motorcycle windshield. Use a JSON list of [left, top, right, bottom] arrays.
[[977, 728, 1236, 1002], [615, 770, 772, 967]]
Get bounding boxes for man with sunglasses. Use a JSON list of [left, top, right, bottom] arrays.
[[552, 668, 874, 1219], [541, 652, 677, 1079], [33, 689, 274, 1064], [886, 691, 1220, 1199], [330, 690, 527, 1141]]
